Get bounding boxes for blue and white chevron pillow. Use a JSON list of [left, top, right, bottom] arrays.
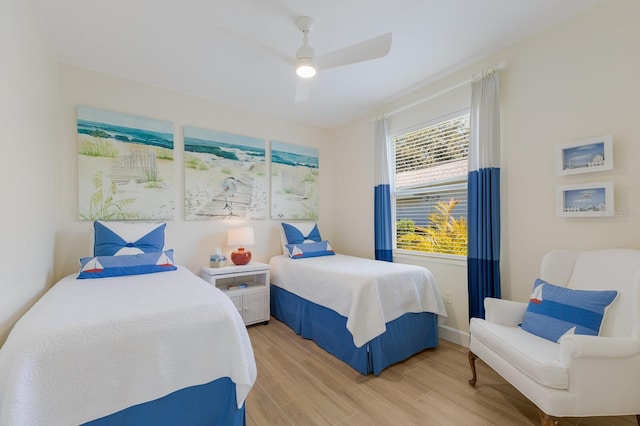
[[279, 222, 324, 255], [521, 278, 618, 342], [281, 222, 322, 245], [93, 221, 166, 256]]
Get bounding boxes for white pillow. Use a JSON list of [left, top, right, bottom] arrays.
[[278, 225, 289, 255]]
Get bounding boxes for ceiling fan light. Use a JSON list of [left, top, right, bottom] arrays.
[[296, 57, 316, 78]]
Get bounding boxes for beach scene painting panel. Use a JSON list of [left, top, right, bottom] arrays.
[[271, 141, 319, 220], [555, 135, 613, 175], [77, 105, 175, 221], [184, 126, 266, 220]]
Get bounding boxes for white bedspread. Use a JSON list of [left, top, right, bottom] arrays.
[[0, 266, 256, 426], [270, 254, 447, 347]]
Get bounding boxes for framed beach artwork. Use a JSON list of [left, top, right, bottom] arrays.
[[271, 141, 319, 220], [184, 126, 266, 220], [555, 135, 613, 176], [556, 181, 613, 217], [77, 106, 175, 221]]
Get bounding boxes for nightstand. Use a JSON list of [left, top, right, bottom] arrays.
[[201, 262, 270, 326]]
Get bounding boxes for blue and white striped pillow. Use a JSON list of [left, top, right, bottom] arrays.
[[521, 278, 618, 342], [78, 250, 177, 279], [285, 241, 335, 259]]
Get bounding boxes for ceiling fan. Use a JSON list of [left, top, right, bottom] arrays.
[[293, 16, 392, 102]]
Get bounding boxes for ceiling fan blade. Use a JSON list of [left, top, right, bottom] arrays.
[[316, 32, 392, 70], [295, 77, 312, 103]]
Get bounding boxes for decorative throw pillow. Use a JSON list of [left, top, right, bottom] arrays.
[[94, 221, 166, 256], [521, 278, 618, 342], [78, 250, 177, 279], [285, 241, 335, 259], [281, 222, 322, 245]]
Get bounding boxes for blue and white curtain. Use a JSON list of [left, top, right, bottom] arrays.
[[374, 118, 393, 262], [467, 71, 501, 319]]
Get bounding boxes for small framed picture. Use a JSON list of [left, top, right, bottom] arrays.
[[556, 181, 613, 217], [555, 135, 613, 176]]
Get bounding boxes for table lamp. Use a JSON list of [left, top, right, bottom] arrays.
[[227, 226, 255, 265]]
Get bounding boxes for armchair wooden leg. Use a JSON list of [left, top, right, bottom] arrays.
[[538, 411, 558, 426], [636, 414, 640, 425], [468, 350, 478, 386]]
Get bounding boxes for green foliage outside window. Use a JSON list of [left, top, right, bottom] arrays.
[[396, 198, 467, 256]]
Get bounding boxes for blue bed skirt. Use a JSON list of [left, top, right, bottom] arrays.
[[270, 285, 439, 375], [83, 377, 245, 426]]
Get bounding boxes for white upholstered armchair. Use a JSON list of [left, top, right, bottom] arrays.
[[468, 249, 640, 426]]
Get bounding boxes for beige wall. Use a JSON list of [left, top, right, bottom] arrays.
[[0, 0, 59, 344], [331, 0, 640, 345], [328, 118, 375, 259], [54, 66, 333, 279]]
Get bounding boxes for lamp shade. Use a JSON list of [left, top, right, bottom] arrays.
[[227, 227, 255, 247]]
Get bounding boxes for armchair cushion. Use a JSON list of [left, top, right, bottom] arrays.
[[521, 278, 618, 343], [470, 318, 568, 389]]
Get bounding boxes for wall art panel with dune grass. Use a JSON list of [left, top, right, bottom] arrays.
[[270, 141, 319, 220], [77, 105, 176, 221]]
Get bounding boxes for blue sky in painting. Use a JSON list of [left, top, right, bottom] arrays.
[[78, 105, 173, 134], [184, 126, 264, 150], [271, 140, 319, 168], [271, 140, 318, 158]]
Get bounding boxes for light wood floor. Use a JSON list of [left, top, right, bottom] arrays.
[[246, 317, 637, 426]]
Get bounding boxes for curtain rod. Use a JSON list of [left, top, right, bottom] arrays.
[[380, 61, 506, 120]]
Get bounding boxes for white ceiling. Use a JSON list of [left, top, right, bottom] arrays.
[[35, 0, 604, 128]]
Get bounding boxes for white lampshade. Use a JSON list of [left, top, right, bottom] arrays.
[[227, 226, 255, 247]]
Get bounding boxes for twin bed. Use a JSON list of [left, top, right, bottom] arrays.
[[0, 220, 447, 424], [0, 222, 256, 425], [271, 222, 447, 375]]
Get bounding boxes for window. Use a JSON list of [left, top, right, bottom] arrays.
[[391, 112, 470, 256]]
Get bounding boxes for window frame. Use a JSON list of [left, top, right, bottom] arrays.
[[389, 109, 470, 260]]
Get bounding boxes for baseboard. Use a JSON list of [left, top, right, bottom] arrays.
[[438, 324, 469, 348]]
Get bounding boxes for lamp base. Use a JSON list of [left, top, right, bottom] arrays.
[[231, 247, 252, 265]]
